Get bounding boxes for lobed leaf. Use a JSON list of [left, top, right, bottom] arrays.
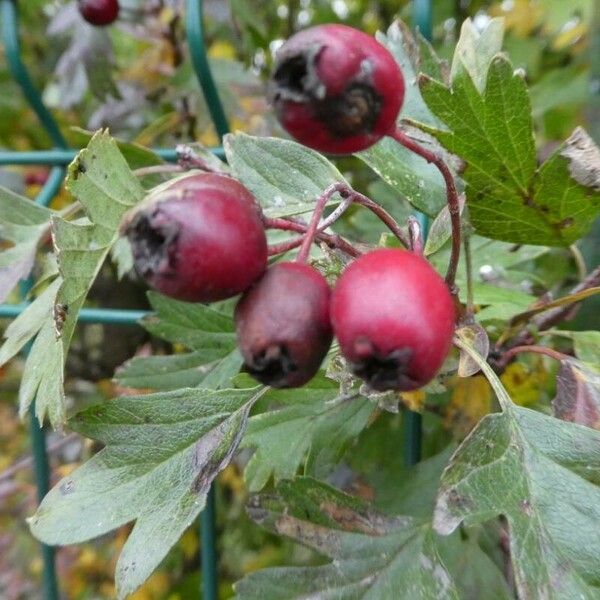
[[419, 55, 600, 245], [18, 131, 145, 426], [242, 376, 374, 491], [0, 186, 52, 302], [438, 334, 600, 598], [30, 386, 264, 599]]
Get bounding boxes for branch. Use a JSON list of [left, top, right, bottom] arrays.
[[389, 126, 461, 290]]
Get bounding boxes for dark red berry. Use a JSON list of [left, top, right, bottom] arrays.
[[269, 24, 404, 154], [78, 0, 119, 26], [331, 248, 455, 391], [235, 262, 333, 388], [124, 173, 268, 303]]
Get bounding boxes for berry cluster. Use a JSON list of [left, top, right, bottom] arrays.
[[123, 24, 456, 392]]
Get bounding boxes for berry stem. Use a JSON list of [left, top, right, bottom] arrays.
[[348, 190, 410, 249], [389, 126, 461, 289], [265, 218, 361, 257], [296, 183, 349, 263], [463, 231, 475, 318], [502, 345, 567, 364]]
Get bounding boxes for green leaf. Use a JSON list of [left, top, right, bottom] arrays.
[[242, 376, 374, 491], [419, 56, 600, 245], [18, 131, 145, 426], [70, 127, 164, 171], [0, 186, 51, 302], [235, 478, 460, 600], [357, 22, 450, 217], [549, 330, 600, 367], [0, 278, 60, 366], [424, 194, 465, 256], [450, 18, 504, 92], [30, 386, 264, 599], [224, 133, 347, 218], [117, 292, 242, 390], [441, 334, 600, 597]]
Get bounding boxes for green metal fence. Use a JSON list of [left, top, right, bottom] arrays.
[[0, 0, 432, 597]]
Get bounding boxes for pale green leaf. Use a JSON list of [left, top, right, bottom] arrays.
[[0, 186, 51, 301], [450, 18, 505, 92], [439, 335, 600, 598], [0, 278, 61, 366], [235, 478, 461, 600], [224, 133, 347, 218], [20, 131, 145, 426], [242, 376, 374, 491], [30, 386, 263, 599], [550, 330, 600, 367]]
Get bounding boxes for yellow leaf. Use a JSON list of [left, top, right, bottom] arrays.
[[209, 40, 236, 60], [179, 527, 199, 560], [399, 390, 425, 412], [445, 375, 493, 435], [500, 361, 548, 406]]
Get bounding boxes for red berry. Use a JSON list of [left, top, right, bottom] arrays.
[[331, 249, 455, 391], [124, 173, 268, 303], [78, 0, 119, 26], [269, 24, 404, 154], [235, 262, 333, 388]]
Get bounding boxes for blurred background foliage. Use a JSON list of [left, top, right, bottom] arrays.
[[0, 0, 598, 597]]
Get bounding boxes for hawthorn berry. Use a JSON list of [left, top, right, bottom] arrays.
[[269, 24, 404, 154], [123, 173, 268, 303], [235, 262, 333, 388], [78, 0, 119, 26], [331, 248, 455, 391]]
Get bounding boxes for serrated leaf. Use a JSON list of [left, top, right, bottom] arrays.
[[224, 133, 347, 218], [30, 386, 263, 599], [236, 478, 463, 600], [242, 376, 374, 491], [120, 292, 242, 390], [553, 359, 600, 429], [0, 186, 51, 301], [358, 22, 450, 217], [419, 56, 600, 245], [450, 18, 504, 92], [19, 131, 145, 426], [0, 278, 61, 366], [440, 334, 600, 598]]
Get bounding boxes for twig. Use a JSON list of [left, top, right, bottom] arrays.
[[502, 345, 567, 364], [389, 126, 461, 290]]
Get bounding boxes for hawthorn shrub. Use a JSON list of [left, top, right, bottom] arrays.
[[1, 12, 600, 600]]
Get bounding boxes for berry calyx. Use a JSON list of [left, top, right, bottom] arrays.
[[78, 0, 120, 26], [123, 173, 268, 303], [235, 262, 333, 388], [269, 24, 405, 154], [331, 248, 455, 391]]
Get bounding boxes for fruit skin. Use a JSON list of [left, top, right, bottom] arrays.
[[124, 173, 268, 303], [78, 0, 120, 26], [269, 24, 405, 154], [235, 262, 333, 388], [331, 248, 455, 391]]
